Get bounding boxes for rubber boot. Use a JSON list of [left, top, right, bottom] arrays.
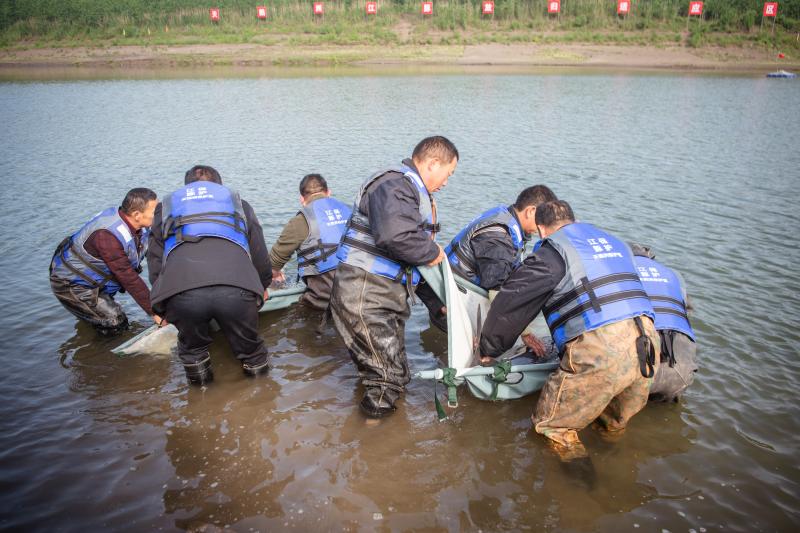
[[242, 359, 270, 377], [183, 357, 213, 386], [359, 388, 398, 418]]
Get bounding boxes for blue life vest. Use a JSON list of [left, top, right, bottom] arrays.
[[445, 205, 526, 287], [297, 196, 352, 278], [543, 222, 655, 351], [336, 164, 438, 286], [161, 182, 249, 260], [50, 207, 147, 296], [634, 256, 695, 341]]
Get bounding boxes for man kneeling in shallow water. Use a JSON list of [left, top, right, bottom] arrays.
[[479, 200, 659, 459]]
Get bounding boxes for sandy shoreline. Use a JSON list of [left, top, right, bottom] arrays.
[[1, 42, 797, 77]]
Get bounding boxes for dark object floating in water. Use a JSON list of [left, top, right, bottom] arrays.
[[766, 70, 797, 78]]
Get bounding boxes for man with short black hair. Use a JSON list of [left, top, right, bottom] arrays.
[[479, 200, 659, 457], [269, 174, 352, 310], [331, 136, 458, 418], [50, 188, 161, 335], [148, 166, 272, 385], [418, 185, 557, 331]]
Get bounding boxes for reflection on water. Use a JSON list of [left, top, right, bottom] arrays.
[[0, 72, 798, 531]]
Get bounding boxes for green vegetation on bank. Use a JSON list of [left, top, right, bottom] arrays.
[[1, 1, 799, 49]]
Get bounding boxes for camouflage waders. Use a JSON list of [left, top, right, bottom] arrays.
[[533, 316, 660, 449]]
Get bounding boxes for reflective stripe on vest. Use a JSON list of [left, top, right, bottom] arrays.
[[543, 222, 655, 351], [297, 196, 352, 278], [336, 165, 437, 285], [162, 182, 249, 260], [444, 205, 526, 286], [50, 207, 146, 295], [634, 256, 695, 341]]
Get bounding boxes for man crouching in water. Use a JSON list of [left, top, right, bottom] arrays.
[[479, 200, 660, 459], [331, 136, 458, 418], [50, 188, 162, 335]]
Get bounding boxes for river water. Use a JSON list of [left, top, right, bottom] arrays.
[[0, 69, 798, 532]]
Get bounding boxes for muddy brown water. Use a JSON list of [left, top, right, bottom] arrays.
[[0, 71, 798, 531]]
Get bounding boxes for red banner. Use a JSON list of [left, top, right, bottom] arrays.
[[256, 6, 267, 19], [366, 2, 377, 15], [763, 2, 778, 17], [313, 2, 324, 15], [482, 2, 495, 14], [209, 8, 220, 21], [688, 1, 703, 16], [617, 0, 630, 15], [548, 1, 560, 14], [422, 2, 433, 15]]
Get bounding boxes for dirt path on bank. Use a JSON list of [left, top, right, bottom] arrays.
[[0, 42, 796, 75]]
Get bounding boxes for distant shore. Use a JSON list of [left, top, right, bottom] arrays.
[[1, 42, 797, 78]]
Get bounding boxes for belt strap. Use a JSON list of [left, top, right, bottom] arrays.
[[634, 316, 656, 378]]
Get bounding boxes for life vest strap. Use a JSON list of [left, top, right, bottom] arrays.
[[298, 241, 339, 266], [548, 289, 649, 332], [652, 306, 690, 321], [340, 235, 396, 264], [649, 295, 687, 311], [169, 212, 247, 235], [543, 272, 641, 317], [58, 240, 114, 289]]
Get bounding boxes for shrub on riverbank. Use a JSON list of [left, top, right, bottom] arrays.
[[1, 0, 798, 49]]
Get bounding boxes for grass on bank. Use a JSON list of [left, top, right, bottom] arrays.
[[1, 1, 799, 50]]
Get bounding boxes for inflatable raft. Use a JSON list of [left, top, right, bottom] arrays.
[[415, 262, 558, 407]]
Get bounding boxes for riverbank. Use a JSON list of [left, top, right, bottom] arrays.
[[1, 41, 798, 77]]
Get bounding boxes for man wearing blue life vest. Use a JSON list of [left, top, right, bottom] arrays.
[[417, 184, 558, 331], [479, 200, 659, 457], [330, 136, 458, 418], [50, 188, 161, 335], [269, 174, 352, 310], [147, 165, 273, 386], [630, 243, 698, 403]]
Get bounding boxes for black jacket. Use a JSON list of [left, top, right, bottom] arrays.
[[359, 159, 440, 267], [468, 224, 525, 290], [479, 242, 566, 357], [147, 199, 272, 312]]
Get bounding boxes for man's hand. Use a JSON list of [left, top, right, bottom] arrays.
[[479, 356, 495, 366], [428, 245, 446, 266], [153, 314, 167, 327], [272, 269, 286, 283], [522, 333, 546, 357], [263, 289, 269, 301]]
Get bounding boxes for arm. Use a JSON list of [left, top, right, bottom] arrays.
[[268, 213, 309, 272], [470, 228, 520, 291], [147, 204, 164, 286], [368, 177, 440, 266], [478, 245, 565, 358], [90, 231, 153, 316], [242, 201, 273, 290]]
